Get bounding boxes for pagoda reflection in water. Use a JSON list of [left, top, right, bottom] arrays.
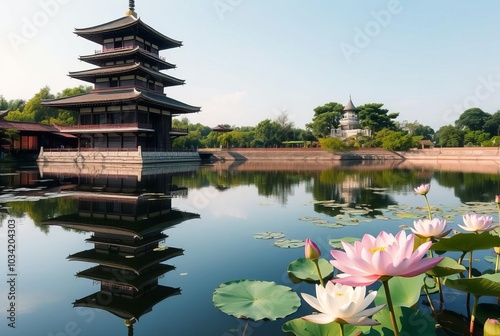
[[43, 164, 200, 335]]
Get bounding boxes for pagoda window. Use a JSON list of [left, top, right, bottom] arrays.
[[80, 114, 91, 125], [148, 80, 155, 90], [137, 112, 148, 124], [114, 40, 123, 49], [109, 79, 119, 87], [93, 113, 106, 125], [123, 40, 134, 49]]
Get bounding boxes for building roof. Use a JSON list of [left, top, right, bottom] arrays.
[[75, 16, 182, 50], [0, 119, 65, 133], [42, 88, 201, 114], [212, 125, 233, 132], [344, 98, 359, 112], [68, 63, 184, 87], [79, 46, 176, 70]]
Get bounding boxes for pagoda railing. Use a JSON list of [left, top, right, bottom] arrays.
[[58, 123, 153, 130], [170, 127, 189, 134], [95, 46, 166, 61], [42, 147, 197, 153]]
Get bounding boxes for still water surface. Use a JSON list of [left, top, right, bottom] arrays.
[[0, 160, 499, 336]]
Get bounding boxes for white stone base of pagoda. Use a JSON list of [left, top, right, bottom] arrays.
[[37, 146, 201, 165]]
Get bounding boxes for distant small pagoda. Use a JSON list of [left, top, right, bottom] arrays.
[[330, 97, 371, 140], [40, 1, 201, 164]]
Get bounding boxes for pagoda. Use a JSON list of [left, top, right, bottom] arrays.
[[330, 97, 371, 140], [40, 1, 201, 164]]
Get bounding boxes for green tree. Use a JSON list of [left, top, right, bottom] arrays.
[[318, 137, 348, 151], [373, 129, 416, 151], [306, 102, 344, 137], [435, 125, 465, 147], [0, 96, 8, 110], [483, 110, 500, 136], [358, 103, 399, 132], [455, 108, 490, 131], [463, 129, 490, 146], [255, 119, 281, 147]]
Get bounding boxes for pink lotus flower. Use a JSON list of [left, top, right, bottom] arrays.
[[301, 282, 385, 326], [411, 218, 451, 239], [305, 238, 321, 260], [458, 214, 496, 233], [330, 231, 443, 286], [414, 183, 430, 195], [496, 195, 500, 204]]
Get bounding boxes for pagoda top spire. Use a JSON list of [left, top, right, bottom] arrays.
[[126, 0, 137, 18]]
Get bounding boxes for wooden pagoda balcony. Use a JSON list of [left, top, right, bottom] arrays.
[[58, 123, 153, 132], [94, 46, 166, 61]]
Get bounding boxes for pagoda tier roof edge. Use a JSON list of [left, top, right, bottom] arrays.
[[74, 16, 182, 50]]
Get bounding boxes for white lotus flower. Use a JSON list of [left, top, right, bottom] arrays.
[[300, 282, 385, 326], [411, 218, 451, 239], [458, 214, 496, 233]]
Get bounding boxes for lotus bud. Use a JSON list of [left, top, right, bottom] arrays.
[[305, 238, 321, 260], [484, 318, 500, 336], [496, 195, 500, 204], [494, 247, 500, 255]]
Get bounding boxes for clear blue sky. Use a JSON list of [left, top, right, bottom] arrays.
[[2, 0, 500, 131]]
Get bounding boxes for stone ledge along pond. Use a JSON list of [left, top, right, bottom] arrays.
[[0, 160, 499, 335]]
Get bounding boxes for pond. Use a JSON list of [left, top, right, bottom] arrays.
[[1, 160, 500, 336]]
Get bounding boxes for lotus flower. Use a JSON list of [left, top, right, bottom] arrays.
[[495, 195, 500, 204], [411, 218, 451, 239], [330, 231, 443, 286], [305, 238, 321, 260], [458, 214, 496, 233], [414, 183, 430, 195], [301, 282, 385, 326]]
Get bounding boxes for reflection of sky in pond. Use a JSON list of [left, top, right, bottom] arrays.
[[0, 165, 499, 335]]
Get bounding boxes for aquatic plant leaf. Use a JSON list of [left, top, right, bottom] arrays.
[[213, 280, 300, 321], [372, 306, 436, 335], [253, 232, 285, 240], [328, 237, 360, 250], [287, 257, 333, 282], [374, 274, 425, 308], [274, 239, 305, 248], [282, 319, 370, 336], [443, 274, 500, 297], [299, 216, 322, 221], [431, 232, 500, 252], [426, 257, 466, 277], [484, 256, 497, 264], [394, 212, 420, 219]]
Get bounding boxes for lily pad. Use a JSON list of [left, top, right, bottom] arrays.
[[431, 231, 500, 252], [328, 237, 360, 250], [394, 212, 420, 219], [282, 319, 370, 336], [426, 257, 466, 277], [274, 239, 305, 248], [213, 280, 300, 321], [253, 232, 285, 240], [287, 257, 333, 282], [374, 274, 425, 308], [372, 306, 436, 335], [443, 274, 500, 297]]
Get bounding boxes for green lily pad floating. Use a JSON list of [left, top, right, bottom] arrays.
[[282, 318, 369, 336], [253, 232, 285, 240], [431, 231, 500, 252], [287, 257, 333, 282], [299, 216, 322, 221], [274, 239, 305, 248], [399, 224, 412, 230], [375, 215, 390, 220], [374, 274, 425, 308], [212, 280, 300, 321], [394, 212, 420, 219], [426, 257, 466, 277], [372, 306, 436, 335], [484, 256, 498, 264], [443, 274, 500, 297], [328, 237, 360, 250]]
